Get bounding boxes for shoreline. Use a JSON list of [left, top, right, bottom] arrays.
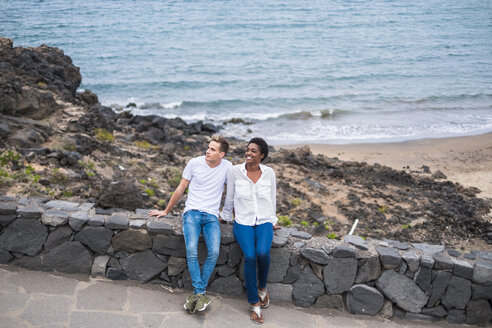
[[280, 132, 492, 199]]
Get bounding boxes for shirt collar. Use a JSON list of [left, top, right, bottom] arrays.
[[241, 162, 263, 176]]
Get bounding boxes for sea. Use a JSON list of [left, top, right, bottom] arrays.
[[1, 0, 491, 144]]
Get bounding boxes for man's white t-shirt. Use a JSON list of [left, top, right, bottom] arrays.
[[182, 155, 232, 217]]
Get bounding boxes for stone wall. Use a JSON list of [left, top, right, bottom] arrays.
[[0, 196, 491, 326]]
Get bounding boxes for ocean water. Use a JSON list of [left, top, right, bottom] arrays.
[[1, 0, 491, 144]]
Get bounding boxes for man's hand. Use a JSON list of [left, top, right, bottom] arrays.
[[148, 210, 168, 218], [218, 218, 227, 224]]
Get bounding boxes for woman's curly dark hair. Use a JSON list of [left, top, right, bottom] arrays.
[[248, 137, 269, 162]]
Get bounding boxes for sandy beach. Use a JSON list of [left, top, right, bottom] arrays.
[[281, 132, 492, 199]]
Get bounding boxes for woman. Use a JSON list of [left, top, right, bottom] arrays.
[[221, 137, 277, 325]]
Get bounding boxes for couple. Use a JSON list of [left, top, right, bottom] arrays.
[[149, 135, 277, 324]]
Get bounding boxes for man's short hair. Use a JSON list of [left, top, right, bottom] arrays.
[[211, 135, 229, 154]]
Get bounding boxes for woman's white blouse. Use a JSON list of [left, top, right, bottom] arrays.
[[221, 163, 278, 226]]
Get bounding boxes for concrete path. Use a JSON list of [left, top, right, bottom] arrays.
[[0, 265, 466, 328]]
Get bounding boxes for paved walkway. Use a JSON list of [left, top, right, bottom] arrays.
[[0, 265, 465, 328]]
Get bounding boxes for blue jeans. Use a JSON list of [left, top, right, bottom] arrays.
[[233, 222, 273, 304], [182, 210, 221, 295]]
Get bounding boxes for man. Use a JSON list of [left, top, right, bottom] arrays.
[[149, 135, 232, 313]]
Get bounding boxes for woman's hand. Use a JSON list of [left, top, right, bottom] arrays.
[[148, 210, 168, 218]]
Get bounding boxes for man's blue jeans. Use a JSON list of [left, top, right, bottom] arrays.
[[233, 221, 273, 304], [182, 210, 221, 295]]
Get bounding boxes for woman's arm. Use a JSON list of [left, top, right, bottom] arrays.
[[220, 168, 236, 221]]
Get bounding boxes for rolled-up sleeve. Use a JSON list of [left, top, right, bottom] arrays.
[[220, 167, 235, 222]]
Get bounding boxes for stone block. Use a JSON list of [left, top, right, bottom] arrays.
[[74, 226, 113, 255], [414, 266, 432, 296], [68, 210, 90, 231], [0, 248, 13, 264], [292, 266, 325, 307], [332, 245, 356, 258], [215, 265, 236, 277], [0, 202, 17, 215], [92, 255, 110, 277], [282, 265, 301, 284], [129, 219, 147, 229], [209, 275, 244, 296], [220, 224, 235, 244], [421, 305, 447, 317], [112, 229, 152, 252], [291, 230, 312, 240], [44, 225, 73, 252], [315, 294, 344, 311], [466, 299, 492, 326], [452, 258, 474, 280], [376, 246, 401, 269], [402, 250, 420, 272], [227, 242, 242, 267], [432, 253, 454, 271], [152, 235, 186, 257], [44, 200, 80, 211], [106, 267, 128, 280], [376, 270, 428, 313], [267, 283, 293, 302], [343, 235, 368, 250], [268, 247, 291, 282], [44, 241, 92, 274], [472, 283, 492, 300], [88, 214, 105, 226], [427, 270, 452, 307], [120, 249, 167, 283], [441, 275, 471, 310], [105, 214, 129, 230], [412, 243, 445, 254], [404, 313, 440, 323], [346, 284, 384, 316], [0, 218, 48, 256], [446, 309, 466, 324], [323, 257, 357, 294], [41, 209, 69, 226], [472, 261, 492, 284], [146, 219, 173, 234], [301, 247, 330, 265], [0, 214, 16, 226], [167, 256, 187, 276]]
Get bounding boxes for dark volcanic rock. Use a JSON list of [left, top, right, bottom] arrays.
[[427, 270, 452, 308], [0, 248, 13, 264], [44, 241, 92, 274], [120, 249, 167, 283], [0, 218, 48, 256], [323, 257, 357, 294], [346, 284, 384, 316], [98, 180, 144, 211], [466, 299, 492, 326], [441, 275, 471, 310], [111, 229, 152, 252], [376, 270, 428, 313], [267, 247, 291, 283], [74, 226, 113, 255], [209, 275, 243, 296], [301, 247, 330, 265], [376, 246, 401, 269], [293, 266, 325, 307], [355, 255, 381, 283], [44, 224, 73, 252]]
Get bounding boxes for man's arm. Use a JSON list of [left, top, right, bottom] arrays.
[[148, 178, 190, 218]]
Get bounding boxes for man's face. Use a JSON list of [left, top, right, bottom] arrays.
[[205, 141, 224, 162]]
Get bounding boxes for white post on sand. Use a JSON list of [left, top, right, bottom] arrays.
[[349, 219, 359, 235]]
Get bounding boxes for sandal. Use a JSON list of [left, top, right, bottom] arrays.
[[250, 304, 264, 325], [258, 289, 270, 309]]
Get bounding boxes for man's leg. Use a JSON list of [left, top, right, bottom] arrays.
[[193, 213, 220, 312], [182, 210, 205, 295], [200, 213, 221, 290]]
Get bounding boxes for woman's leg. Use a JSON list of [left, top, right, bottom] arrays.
[[255, 222, 273, 289], [233, 222, 259, 304]]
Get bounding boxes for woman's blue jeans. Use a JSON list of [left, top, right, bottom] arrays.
[[182, 210, 221, 295], [233, 221, 273, 304]]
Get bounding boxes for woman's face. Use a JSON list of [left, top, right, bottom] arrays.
[[245, 143, 264, 165]]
